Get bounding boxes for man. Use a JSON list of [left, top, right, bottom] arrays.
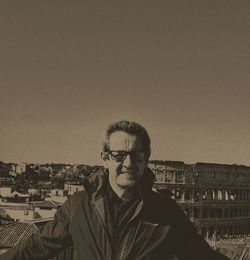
[[1, 120, 229, 260]]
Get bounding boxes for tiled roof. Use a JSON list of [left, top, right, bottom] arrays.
[[30, 200, 59, 209], [0, 222, 38, 248]]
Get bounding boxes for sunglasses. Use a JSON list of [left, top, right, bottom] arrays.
[[108, 150, 146, 162]]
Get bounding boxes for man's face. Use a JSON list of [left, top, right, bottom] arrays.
[[104, 131, 148, 190]]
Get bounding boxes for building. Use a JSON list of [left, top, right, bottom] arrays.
[[0, 177, 12, 184], [28, 188, 38, 195], [50, 189, 65, 197], [0, 202, 36, 221], [0, 199, 61, 222], [10, 191, 30, 202], [13, 163, 26, 174], [64, 183, 84, 196], [0, 187, 12, 198], [148, 160, 250, 241], [47, 189, 68, 204], [30, 200, 60, 218], [0, 208, 13, 225]]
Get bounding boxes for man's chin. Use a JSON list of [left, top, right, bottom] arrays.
[[117, 174, 137, 188]]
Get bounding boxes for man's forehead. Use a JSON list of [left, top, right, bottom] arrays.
[[109, 131, 143, 149]]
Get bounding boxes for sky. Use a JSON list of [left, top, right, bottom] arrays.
[[1, 1, 250, 166]]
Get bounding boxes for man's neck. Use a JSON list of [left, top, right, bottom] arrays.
[[109, 179, 136, 202]]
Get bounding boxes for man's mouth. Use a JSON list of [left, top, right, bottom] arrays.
[[121, 172, 137, 178], [121, 171, 135, 175]]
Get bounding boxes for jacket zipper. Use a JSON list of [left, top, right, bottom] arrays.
[[119, 202, 143, 260], [92, 203, 113, 259]]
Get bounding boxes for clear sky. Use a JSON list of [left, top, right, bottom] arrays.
[[1, 1, 250, 166]]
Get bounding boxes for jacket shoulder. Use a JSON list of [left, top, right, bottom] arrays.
[[147, 190, 180, 210], [144, 191, 187, 224], [54, 190, 88, 221], [66, 190, 88, 209]]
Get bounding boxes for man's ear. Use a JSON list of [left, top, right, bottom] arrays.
[[101, 152, 109, 161], [101, 152, 109, 168]]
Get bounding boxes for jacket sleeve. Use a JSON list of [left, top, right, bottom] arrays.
[[0, 194, 81, 260], [170, 204, 230, 260]]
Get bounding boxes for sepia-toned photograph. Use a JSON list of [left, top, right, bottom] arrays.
[[0, 1, 250, 259]]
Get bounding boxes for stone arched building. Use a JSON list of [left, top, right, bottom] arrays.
[[148, 161, 250, 241]]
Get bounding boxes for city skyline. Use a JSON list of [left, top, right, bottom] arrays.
[[1, 1, 250, 166]]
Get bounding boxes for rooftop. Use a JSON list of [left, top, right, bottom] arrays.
[[0, 222, 38, 248], [29, 200, 61, 209]]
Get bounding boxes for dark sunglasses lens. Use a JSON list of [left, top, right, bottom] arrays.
[[111, 151, 126, 162], [110, 151, 145, 162]]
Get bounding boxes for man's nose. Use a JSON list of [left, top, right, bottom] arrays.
[[123, 154, 134, 168]]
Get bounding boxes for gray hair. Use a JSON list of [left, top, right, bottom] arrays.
[[101, 120, 151, 159]]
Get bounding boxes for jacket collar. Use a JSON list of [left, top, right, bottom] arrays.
[[82, 167, 155, 202]]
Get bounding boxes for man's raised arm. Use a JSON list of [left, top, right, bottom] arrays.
[[0, 195, 78, 260]]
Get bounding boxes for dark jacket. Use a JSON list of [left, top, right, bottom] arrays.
[[1, 168, 229, 260]]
